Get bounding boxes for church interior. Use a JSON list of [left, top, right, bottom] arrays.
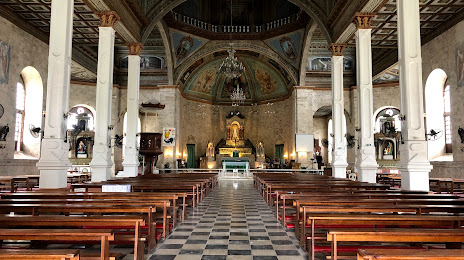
[[0, 0, 464, 259]]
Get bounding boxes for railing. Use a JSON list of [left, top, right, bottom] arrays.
[[171, 11, 300, 33]]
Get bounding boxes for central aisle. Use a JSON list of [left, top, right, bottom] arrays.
[[149, 179, 305, 260]]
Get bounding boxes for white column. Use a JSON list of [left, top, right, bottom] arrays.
[[354, 14, 378, 183], [330, 44, 348, 178], [90, 12, 120, 182], [397, 0, 432, 191], [121, 43, 143, 177], [36, 0, 74, 189]]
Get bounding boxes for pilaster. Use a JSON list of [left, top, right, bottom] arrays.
[[121, 43, 143, 177], [90, 11, 119, 182], [397, 0, 432, 191], [329, 44, 348, 179], [36, 0, 74, 189], [354, 13, 378, 183]]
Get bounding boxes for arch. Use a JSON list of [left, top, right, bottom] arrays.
[[142, 0, 332, 45], [298, 21, 318, 86], [16, 66, 43, 159], [425, 68, 448, 160], [67, 104, 96, 131], [372, 106, 401, 134], [157, 20, 174, 85]]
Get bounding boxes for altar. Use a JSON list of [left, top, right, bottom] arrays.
[[220, 157, 251, 179]]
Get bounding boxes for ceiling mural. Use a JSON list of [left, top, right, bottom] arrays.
[[264, 29, 304, 68], [170, 29, 208, 67], [181, 51, 295, 104]]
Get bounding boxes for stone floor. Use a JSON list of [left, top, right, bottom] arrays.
[[65, 179, 307, 259]]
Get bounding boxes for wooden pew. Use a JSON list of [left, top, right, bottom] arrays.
[[0, 229, 114, 260], [0, 198, 171, 239], [304, 214, 464, 260], [299, 203, 464, 250], [0, 215, 146, 260], [0, 204, 158, 251], [1, 191, 188, 223], [328, 229, 464, 260], [357, 248, 464, 260], [0, 249, 80, 260]]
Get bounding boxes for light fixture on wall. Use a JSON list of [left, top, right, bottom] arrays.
[[218, 0, 245, 79]]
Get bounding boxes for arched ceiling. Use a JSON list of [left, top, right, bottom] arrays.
[[179, 50, 296, 104]]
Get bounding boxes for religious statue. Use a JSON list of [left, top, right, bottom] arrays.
[[257, 142, 265, 158], [232, 124, 240, 141], [383, 142, 393, 155], [459, 127, 464, 144], [207, 142, 214, 157], [0, 124, 9, 141], [77, 141, 86, 154]]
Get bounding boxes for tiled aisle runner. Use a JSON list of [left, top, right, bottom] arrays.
[[149, 179, 306, 260]]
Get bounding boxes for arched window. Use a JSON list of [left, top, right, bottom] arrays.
[[425, 68, 450, 160], [67, 105, 95, 131], [444, 85, 452, 153], [14, 82, 25, 151]]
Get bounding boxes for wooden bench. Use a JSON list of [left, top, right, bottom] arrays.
[[328, 228, 464, 260], [0, 249, 80, 260], [0, 203, 158, 251], [304, 214, 464, 260], [0, 229, 114, 260], [0, 215, 146, 260], [357, 248, 464, 260]]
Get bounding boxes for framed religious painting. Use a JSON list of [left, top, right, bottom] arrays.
[[457, 44, 464, 87], [0, 41, 10, 84]]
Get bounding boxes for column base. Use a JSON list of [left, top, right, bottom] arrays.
[[398, 140, 432, 191], [36, 138, 71, 189], [90, 165, 113, 182], [332, 164, 348, 179], [36, 166, 69, 189], [357, 167, 377, 183], [401, 171, 430, 191], [121, 163, 139, 177]]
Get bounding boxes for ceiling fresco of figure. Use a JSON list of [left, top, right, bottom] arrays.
[[180, 50, 294, 104], [264, 29, 304, 68], [171, 30, 208, 66]]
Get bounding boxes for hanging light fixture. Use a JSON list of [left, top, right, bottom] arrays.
[[230, 83, 246, 107], [218, 0, 245, 79]]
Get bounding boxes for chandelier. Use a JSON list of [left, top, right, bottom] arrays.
[[219, 44, 245, 79], [230, 83, 246, 107], [218, 0, 245, 79]]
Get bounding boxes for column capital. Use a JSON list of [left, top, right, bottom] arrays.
[[353, 13, 375, 29], [328, 44, 346, 56], [97, 11, 120, 28], [127, 43, 144, 56]]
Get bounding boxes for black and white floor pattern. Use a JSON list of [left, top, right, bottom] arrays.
[[145, 179, 306, 260]]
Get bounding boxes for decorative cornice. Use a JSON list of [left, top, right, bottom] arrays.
[[127, 43, 144, 56], [328, 44, 346, 56], [353, 13, 375, 29], [97, 11, 120, 28]]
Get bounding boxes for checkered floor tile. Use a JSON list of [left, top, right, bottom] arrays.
[[65, 179, 308, 259], [148, 179, 306, 260]]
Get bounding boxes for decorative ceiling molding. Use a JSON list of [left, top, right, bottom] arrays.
[[157, 19, 174, 85], [173, 41, 299, 85], [334, 0, 383, 43]]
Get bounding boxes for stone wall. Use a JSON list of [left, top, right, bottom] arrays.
[[178, 94, 295, 168], [422, 20, 464, 163], [0, 16, 48, 175]]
